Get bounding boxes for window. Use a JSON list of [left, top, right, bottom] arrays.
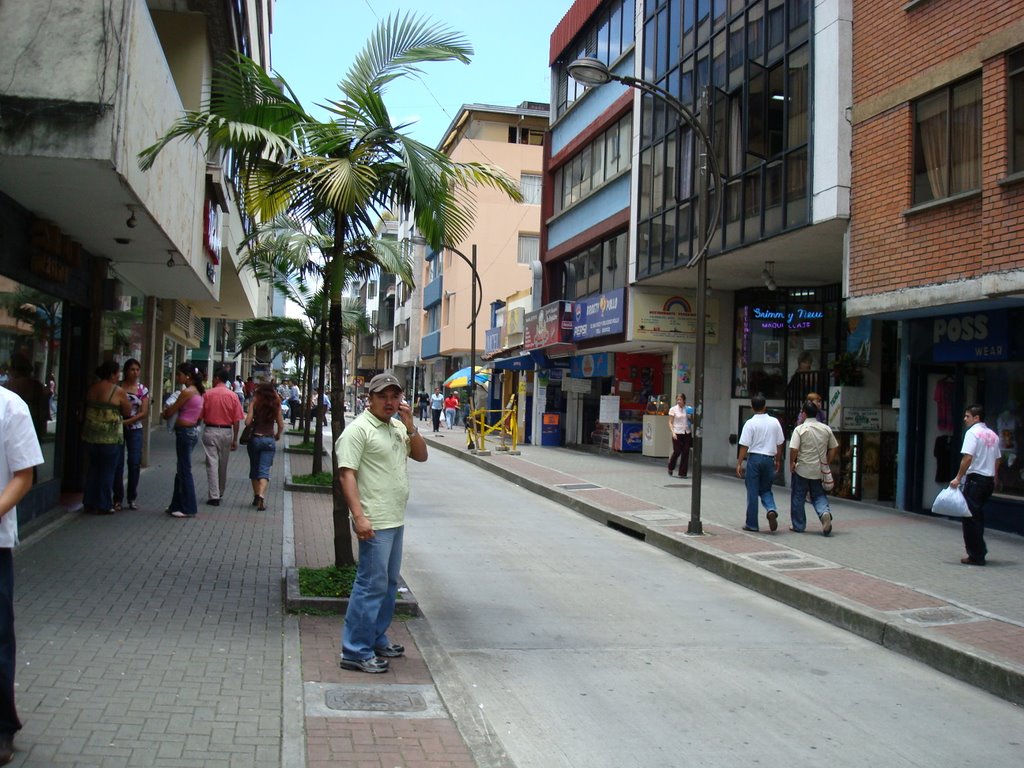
[[913, 76, 981, 204], [559, 231, 628, 300], [520, 174, 542, 204], [518, 234, 540, 265], [1010, 48, 1024, 174], [552, 114, 632, 215], [555, 0, 636, 117]]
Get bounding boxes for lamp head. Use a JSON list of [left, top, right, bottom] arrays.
[[567, 57, 615, 87]]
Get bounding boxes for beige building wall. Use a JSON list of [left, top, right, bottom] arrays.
[[438, 114, 545, 359]]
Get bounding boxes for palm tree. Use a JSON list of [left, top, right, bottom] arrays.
[[239, 213, 408, 472], [140, 13, 522, 565]]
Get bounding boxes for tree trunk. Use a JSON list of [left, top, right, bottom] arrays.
[[330, 217, 355, 567], [312, 278, 329, 475]]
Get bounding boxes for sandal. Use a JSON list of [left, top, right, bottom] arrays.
[[251, 494, 260, 507], [257, 496, 266, 511], [112, 502, 122, 512]]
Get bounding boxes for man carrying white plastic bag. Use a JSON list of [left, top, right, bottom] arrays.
[[949, 405, 1001, 566]]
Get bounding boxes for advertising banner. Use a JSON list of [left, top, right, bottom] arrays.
[[631, 290, 719, 343], [573, 289, 625, 341]]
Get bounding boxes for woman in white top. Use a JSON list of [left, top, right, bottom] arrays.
[[666, 394, 693, 478]]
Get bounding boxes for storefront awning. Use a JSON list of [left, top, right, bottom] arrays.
[[491, 352, 535, 370]]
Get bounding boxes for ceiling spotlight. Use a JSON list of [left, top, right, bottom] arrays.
[[761, 260, 777, 291], [126, 206, 138, 228], [166, 250, 177, 268]]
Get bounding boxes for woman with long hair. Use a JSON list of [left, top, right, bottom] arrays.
[[160, 363, 205, 518], [82, 361, 132, 514], [112, 358, 149, 511], [244, 382, 284, 511]]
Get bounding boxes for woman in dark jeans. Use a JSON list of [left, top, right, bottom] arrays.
[[113, 358, 149, 510], [244, 382, 284, 511], [160, 363, 204, 518]]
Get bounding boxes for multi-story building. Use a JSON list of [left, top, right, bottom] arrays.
[[419, 102, 549, 402], [0, 0, 273, 525], [848, 1, 1024, 531], [543, 1, 865, 484]]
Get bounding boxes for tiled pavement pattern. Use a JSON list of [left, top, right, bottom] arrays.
[[421, 429, 1024, 701], [15, 429, 284, 767]]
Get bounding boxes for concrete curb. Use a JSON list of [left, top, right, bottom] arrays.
[[426, 436, 1024, 706], [283, 480, 331, 494], [283, 566, 420, 616]]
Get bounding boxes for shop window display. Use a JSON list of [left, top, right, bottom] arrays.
[[0, 277, 61, 483]]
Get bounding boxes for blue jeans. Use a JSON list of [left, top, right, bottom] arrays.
[[342, 526, 404, 661], [169, 426, 199, 516], [247, 436, 276, 480], [83, 442, 121, 512], [0, 550, 20, 736], [744, 454, 778, 529], [113, 428, 143, 504], [790, 472, 831, 531]]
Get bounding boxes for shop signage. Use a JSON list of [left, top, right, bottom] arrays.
[[485, 327, 501, 354], [750, 306, 823, 330], [562, 375, 590, 393], [29, 219, 82, 284], [570, 352, 614, 378], [632, 290, 720, 343], [573, 288, 624, 340], [932, 311, 1008, 362], [525, 300, 574, 349], [203, 198, 221, 264], [841, 407, 882, 432], [599, 395, 621, 423]]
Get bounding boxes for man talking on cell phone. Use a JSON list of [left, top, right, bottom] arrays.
[[335, 372, 428, 673]]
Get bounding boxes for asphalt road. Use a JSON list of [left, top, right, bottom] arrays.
[[401, 449, 1024, 768]]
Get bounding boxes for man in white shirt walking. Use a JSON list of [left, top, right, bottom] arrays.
[[0, 386, 45, 764], [950, 404, 1001, 565], [790, 400, 840, 536], [736, 394, 785, 532]]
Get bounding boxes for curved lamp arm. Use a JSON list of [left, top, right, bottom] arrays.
[[568, 58, 723, 268]]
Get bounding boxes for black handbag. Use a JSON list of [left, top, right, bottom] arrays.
[[239, 423, 255, 445]]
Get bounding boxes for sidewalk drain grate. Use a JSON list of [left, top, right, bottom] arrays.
[[741, 551, 833, 570], [895, 606, 982, 627], [556, 483, 601, 490], [304, 683, 446, 719]]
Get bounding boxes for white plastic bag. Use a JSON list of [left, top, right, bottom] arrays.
[[933, 486, 971, 518], [164, 391, 179, 432]]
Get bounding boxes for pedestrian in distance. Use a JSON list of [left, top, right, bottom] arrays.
[[201, 367, 245, 506], [950, 404, 1001, 565], [112, 358, 149, 511], [336, 372, 428, 673], [429, 386, 444, 432], [666, 393, 693, 478], [444, 391, 458, 429], [244, 383, 284, 511], [81, 361, 133, 515], [796, 391, 827, 426], [161, 363, 205, 518], [287, 379, 302, 428], [789, 400, 839, 536], [736, 393, 785, 532], [0, 385, 45, 765]]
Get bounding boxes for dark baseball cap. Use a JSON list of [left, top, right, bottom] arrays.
[[367, 373, 403, 394]]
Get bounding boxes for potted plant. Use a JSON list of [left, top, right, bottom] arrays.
[[830, 352, 863, 386]]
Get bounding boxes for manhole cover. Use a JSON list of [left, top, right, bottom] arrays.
[[326, 689, 427, 712], [304, 683, 446, 719], [632, 512, 683, 522], [896, 606, 982, 627], [746, 551, 804, 563], [555, 483, 601, 490], [741, 551, 834, 570], [770, 560, 832, 570]]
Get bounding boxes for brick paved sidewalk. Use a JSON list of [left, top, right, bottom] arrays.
[[420, 431, 1024, 706]]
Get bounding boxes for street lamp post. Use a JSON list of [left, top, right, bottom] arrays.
[[447, 245, 483, 447], [567, 57, 723, 535]]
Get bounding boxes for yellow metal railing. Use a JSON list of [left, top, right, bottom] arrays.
[[466, 406, 518, 452]]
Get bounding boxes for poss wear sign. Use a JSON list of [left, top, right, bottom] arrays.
[[931, 311, 1008, 362]]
